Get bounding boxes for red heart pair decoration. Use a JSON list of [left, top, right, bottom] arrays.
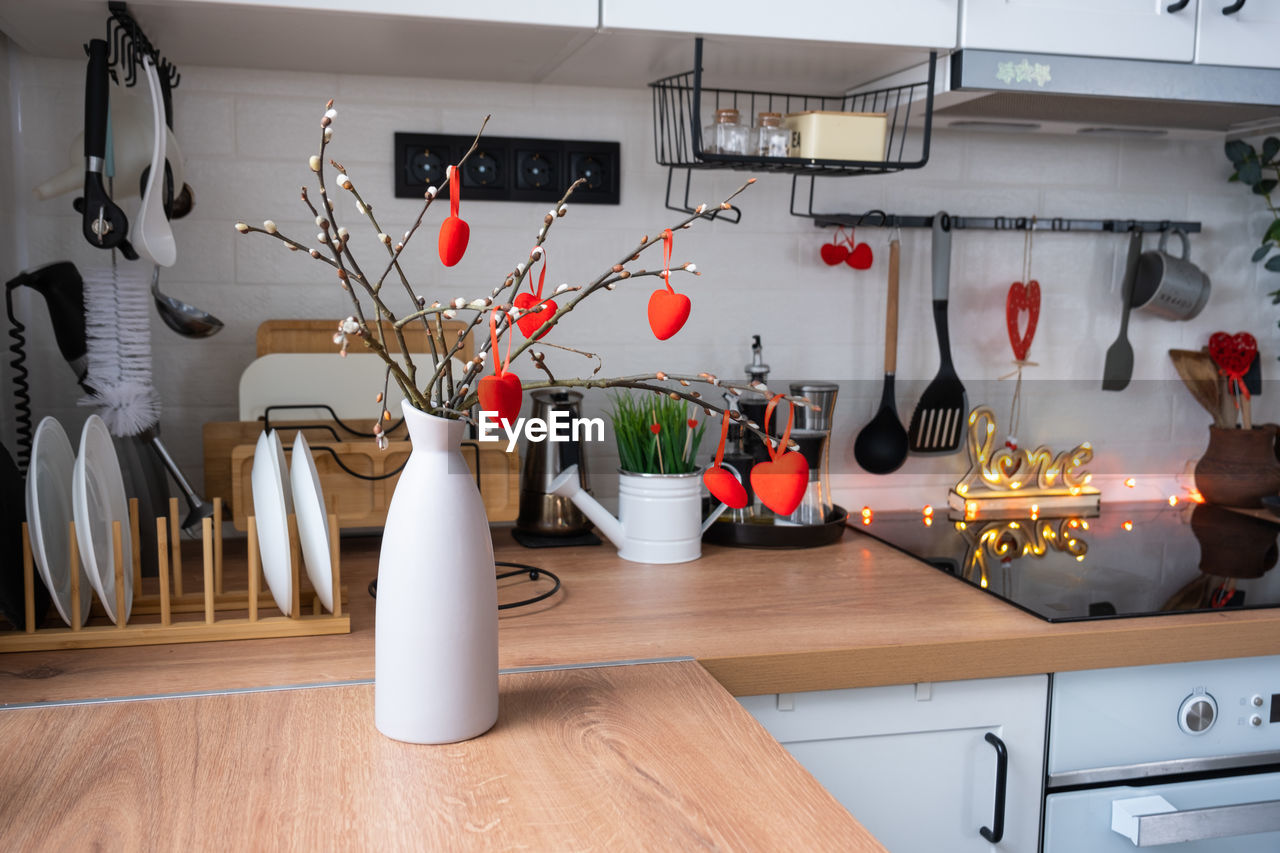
[[649, 229, 691, 340], [748, 395, 808, 516], [702, 413, 747, 508], [438, 166, 469, 267], [1208, 331, 1258, 392], [1006, 280, 1040, 361], [514, 248, 557, 339], [819, 228, 873, 270], [476, 308, 522, 426]]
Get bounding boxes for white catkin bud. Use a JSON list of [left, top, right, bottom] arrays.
[[605, 282, 617, 290], [324, 108, 337, 120], [557, 205, 567, 216], [516, 263, 526, 275], [442, 309, 457, 319], [477, 351, 488, 361], [378, 233, 390, 244], [464, 361, 474, 372], [468, 298, 490, 309], [234, 222, 248, 233], [309, 155, 321, 172], [341, 317, 359, 334], [554, 283, 569, 295], [317, 232, 328, 243], [452, 297, 466, 309], [426, 186, 437, 198], [337, 227, 349, 241], [531, 246, 543, 259], [263, 220, 277, 234], [547, 209, 558, 218], [339, 175, 352, 190], [287, 244, 299, 252], [685, 263, 697, 273], [533, 351, 544, 361], [324, 127, 333, 142], [695, 203, 706, 214], [315, 216, 326, 227]]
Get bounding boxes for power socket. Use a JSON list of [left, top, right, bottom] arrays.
[[395, 132, 619, 204]]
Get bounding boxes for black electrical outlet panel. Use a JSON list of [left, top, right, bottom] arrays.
[[394, 132, 619, 204]]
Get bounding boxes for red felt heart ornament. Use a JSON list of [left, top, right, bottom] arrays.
[[438, 167, 469, 267], [648, 230, 691, 340], [514, 292, 557, 339], [747, 395, 809, 516], [703, 413, 748, 509], [1006, 280, 1041, 361], [845, 242, 874, 270], [820, 242, 849, 266], [477, 372, 522, 426], [1208, 331, 1258, 378]]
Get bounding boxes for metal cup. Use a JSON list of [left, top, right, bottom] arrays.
[[1131, 229, 1211, 321]]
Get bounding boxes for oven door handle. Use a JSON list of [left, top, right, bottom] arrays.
[[979, 732, 1008, 843], [1112, 795, 1280, 846]]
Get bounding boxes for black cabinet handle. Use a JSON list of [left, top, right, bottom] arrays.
[[1167, 0, 1190, 11], [1223, 0, 1246, 14], [980, 732, 1008, 844]]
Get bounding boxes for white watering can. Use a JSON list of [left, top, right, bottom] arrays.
[[548, 464, 739, 564]]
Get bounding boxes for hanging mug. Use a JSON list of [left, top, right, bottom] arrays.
[[1131, 229, 1211, 321]]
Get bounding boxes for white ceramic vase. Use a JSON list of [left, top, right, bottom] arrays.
[[375, 401, 499, 744]]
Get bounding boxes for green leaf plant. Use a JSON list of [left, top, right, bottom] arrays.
[[609, 391, 706, 475], [1226, 137, 1280, 319]]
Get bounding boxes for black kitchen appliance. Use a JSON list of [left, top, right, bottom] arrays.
[[857, 501, 1280, 622]]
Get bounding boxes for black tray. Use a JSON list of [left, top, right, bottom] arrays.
[[702, 505, 848, 549]]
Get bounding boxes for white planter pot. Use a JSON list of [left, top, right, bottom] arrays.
[[375, 402, 498, 744]]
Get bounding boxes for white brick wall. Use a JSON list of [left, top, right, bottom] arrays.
[[2, 42, 1275, 512]]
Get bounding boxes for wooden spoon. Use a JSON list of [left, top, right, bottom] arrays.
[[1168, 349, 1226, 427]]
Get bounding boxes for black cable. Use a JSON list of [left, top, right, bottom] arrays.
[[367, 561, 561, 610], [5, 281, 33, 474]]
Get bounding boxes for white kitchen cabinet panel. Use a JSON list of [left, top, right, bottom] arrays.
[[960, 0, 1198, 62], [1196, 0, 1280, 68], [601, 0, 959, 49], [156, 0, 599, 28], [739, 674, 1048, 853]]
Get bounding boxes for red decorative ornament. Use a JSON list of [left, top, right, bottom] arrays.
[[438, 166, 469, 267], [703, 412, 747, 509], [846, 241, 874, 270], [820, 228, 850, 266], [476, 308, 522, 426], [1005, 280, 1040, 361], [749, 395, 808, 516], [514, 248, 557, 339], [649, 423, 661, 435], [1208, 331, 1258, 398], [648, 229, 691, 340]]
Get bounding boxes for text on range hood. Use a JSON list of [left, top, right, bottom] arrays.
[[935, 49, 1280, 134]]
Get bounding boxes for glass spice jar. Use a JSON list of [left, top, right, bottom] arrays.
[[753, 111, 790, 158], [703, 108, 748, 156]]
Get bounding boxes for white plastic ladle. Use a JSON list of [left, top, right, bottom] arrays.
[[133, 56, 176, 267]]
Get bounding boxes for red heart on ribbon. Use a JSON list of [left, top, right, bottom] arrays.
[[477, 372, 522, 426], [704, 466, 748, 509], [513, 292, 557, 340], [820, 242, 849, 266], [1006, 280, 1040, 361], [751, 452, 808, 516], [845, 242, 874, 270], [1208, 331, 1258, 378], [438, 167, 469, 267], [648, 289, 691, 341]]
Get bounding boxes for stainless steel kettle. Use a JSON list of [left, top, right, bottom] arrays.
[[516, 389, 594, 537]]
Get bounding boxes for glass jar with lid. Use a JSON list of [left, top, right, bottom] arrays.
[[703, 108, 748, 156], [753, 111, 790, 158]]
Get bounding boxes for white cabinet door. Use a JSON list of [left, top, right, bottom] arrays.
[[157, 0, 599, 28], [1196, 0, 1280, 68], [601, 0, 959, 49], [740, 675, 1048, 853], [960, 0, 1199, 61]]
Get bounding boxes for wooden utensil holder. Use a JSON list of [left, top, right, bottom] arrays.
[[0, 496, 350, 653]]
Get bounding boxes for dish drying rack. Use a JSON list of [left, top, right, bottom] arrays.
[[650, 38, 937, 222], [0, 496, 350, 652]]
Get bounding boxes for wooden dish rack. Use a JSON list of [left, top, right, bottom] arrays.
[[0, 496, 350, 653]]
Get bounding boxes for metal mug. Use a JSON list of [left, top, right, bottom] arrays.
[[1131, 229, 1211, 321]]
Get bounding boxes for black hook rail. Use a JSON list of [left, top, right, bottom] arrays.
[[98, 1, 179, 90]]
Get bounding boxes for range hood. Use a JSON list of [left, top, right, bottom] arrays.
[[906, 50, 1280, 138]]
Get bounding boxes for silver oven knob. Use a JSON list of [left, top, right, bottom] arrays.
[[1178, 693, 1217, 735]]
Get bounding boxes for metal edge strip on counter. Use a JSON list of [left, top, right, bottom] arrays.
[[1048, 751, 1280, 789], [0, 656, 696, 711]]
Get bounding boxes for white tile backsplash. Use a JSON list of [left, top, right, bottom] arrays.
[[3, 39, 1278, 513]]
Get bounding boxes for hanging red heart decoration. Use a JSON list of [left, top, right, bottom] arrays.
[[438, 166, 469, 267], [1006, 280, 1041, 361], [820, 227, 850, 265], [749, 395, 808, 516], [703, 412, 748, 508], [1208, 331, 1258, 396], [514, 248, 557, 339], [476, 308, 522, 425], [648, 229, 691, 340], [846, 241, 874, 270]]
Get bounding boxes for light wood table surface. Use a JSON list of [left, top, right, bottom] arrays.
[[3, 527, 1279, 706], [0, 660, 884, 852]]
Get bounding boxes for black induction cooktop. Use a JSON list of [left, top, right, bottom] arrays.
[[857, 501, 1280, 622]]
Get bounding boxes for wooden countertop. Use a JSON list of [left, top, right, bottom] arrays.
[[0, 660, 883, 852], [3, 527, 1278, 706]]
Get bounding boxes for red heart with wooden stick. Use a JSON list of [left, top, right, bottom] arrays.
[[1209, 331, 1258, 429], [749, 395, 808, 516], [1006, 280, 1040, 361], [648, 229, 691, 340]]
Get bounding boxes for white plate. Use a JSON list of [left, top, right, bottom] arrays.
[[72, 415, 133, 624], [289, 431, 333, 612], [252, 430, 292, 615], [27, 418, 93, 626]]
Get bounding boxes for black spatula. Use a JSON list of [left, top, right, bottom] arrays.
[[908, 213, 967, 454]]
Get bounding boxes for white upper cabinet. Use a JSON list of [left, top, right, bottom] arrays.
[[601, 0, 960, 48], [960, 0, 1199, 62], [1196, 0, 1280, 68], [155, 0, 599, 28]]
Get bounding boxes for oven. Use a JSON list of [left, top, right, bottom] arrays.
[[1043, 655, 1280, 852]]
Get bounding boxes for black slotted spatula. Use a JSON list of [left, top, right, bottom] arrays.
[[908, 213, 967, 454]]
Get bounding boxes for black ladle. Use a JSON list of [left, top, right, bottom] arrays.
[[854, 236, 909, 474]]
